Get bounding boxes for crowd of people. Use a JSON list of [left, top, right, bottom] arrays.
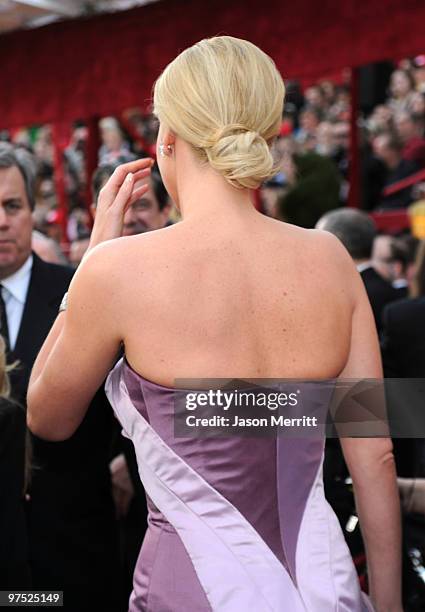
[[1, 55, 425, 261], [0, 49, 424, 611]]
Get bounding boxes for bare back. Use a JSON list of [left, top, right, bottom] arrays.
[[111, 212, 355, 386]]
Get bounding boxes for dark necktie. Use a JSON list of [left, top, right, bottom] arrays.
[[0, 284, 11, 353]]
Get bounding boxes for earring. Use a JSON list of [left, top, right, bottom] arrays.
[[159, 143, 172, 157]]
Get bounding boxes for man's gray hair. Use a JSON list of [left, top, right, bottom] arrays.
[[0, 142, 37, 210], [316, 208, 377, 260]]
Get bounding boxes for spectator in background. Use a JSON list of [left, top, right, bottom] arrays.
[[372, 235, 416, 298], [395, 111, 425, 167], [303, 85, 326, 112], [0, 142, 121, 610], [320, 80, 336, 106], [387, 69, 416, 114], [330, 121, 350, 199], [328, 85, 351, 121], [31, 230, 68, 265], [295, 106, 322, 145], [399, 233, 421, 286], [410, 91, 425, 115], [381, 239, 425, 376], [413, 55, 425, 93], [360, 126, 388, 211], [316, 208, 400, 333], [69, 235, 90, 268], [367, 104, 394, 133], [372, 132, 418, 209], [98, 117, 135, 165], [279, 149, 341, 228], [315, 121, 334, 156], [380, 240, 425, 610]]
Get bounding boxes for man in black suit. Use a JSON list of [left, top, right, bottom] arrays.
[[0, 144, 121, 610], [381, 294, 425, 477], [381, 296, 425, 378], [316, 208, 400, 333], [372, 235, 413, 301], [380, 255, 425, 608]]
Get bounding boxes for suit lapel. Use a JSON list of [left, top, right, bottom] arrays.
[[13, 254, 68, 369]]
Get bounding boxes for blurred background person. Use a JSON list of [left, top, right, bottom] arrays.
[[0, 142, 121, 611], [98, 117, 135, 165], [316, 208, 400, 333], [372, 132, 419, 209], [381, 240, 425, 609], [394, 111, 425, 168], [31, 230, 68, 265], [372, 235, 416, 298]]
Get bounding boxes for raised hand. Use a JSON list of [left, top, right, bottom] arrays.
[[88, 157, 154, 250]]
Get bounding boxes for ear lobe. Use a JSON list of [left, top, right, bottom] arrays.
[[162, 128, 176, 148]]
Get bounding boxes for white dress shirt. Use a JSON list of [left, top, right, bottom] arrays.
[[356, 261, 373, 274], [1, 255, 33, 351]]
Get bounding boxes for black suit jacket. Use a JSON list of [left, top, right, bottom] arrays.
[[9, 254, 73, 405], [381, 296, 425, 378], [9, 254, 121, 609], [381, 297, 425, 478], [0, 398, 30, 589], [360, 266, 400, 334]]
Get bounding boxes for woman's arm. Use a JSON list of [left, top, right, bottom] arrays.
[[27, 158, 152, 441], [337, 256, 402, 612]]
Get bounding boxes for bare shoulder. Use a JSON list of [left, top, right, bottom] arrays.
[[261, 217, 362, 301], [78, 227, 176, 277], [274, 218, 356, 274]]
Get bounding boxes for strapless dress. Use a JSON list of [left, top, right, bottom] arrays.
[[105, 358, 374, 612]]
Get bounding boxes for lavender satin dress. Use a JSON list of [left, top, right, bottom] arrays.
[[105, 358, 374, 612]]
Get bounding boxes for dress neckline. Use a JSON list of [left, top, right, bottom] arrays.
[[123, 357, 180, 392]]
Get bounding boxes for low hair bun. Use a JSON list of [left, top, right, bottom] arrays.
[[204, 125, 276, 190], [153, 36, 285, 190]]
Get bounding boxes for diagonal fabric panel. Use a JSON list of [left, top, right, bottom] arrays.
[[295, 462, 374, 612]]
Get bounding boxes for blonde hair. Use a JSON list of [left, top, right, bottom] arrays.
[[153, 36, 285, 189]]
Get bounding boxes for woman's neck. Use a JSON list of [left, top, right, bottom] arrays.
[[175, 147, 259, 224]]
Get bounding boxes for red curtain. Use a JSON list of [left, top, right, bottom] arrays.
[[1, 0, 425, 128]]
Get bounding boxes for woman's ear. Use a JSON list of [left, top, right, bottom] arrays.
[[162, 127, 176, 150]]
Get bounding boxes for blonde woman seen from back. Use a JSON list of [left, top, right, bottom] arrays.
[[28, 37, 401, 612]]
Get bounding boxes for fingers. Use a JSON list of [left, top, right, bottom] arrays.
[[110, 158, 154, 190], [111, 176, 150, 217], [127, 184, 149, 206], [98, 159, 153, 208], [109, 171, 136, 215], [132, 167, 151, 183]]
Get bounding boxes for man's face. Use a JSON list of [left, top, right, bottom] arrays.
[[0, 166, 33, 280], [372, 235, 395, 281], [122, 176, 170, 236]]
